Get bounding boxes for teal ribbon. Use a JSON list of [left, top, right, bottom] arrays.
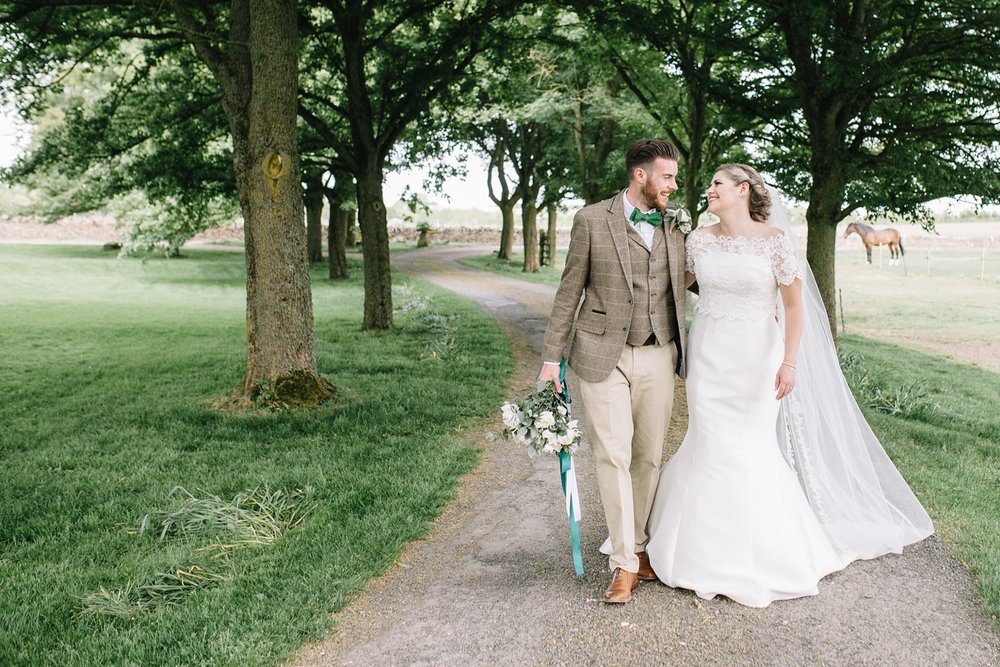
[[558, 360, 584, 576]]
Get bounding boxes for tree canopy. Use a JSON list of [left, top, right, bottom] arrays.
[[3, 0, 999, 342]]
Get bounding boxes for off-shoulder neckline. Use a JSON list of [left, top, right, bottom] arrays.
[[691, 228, 785, 243]]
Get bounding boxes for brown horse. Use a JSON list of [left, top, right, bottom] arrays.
[[843, 222, 904, 265]]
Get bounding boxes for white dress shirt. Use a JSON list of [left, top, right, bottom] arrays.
[[622, 189, 657, 249]]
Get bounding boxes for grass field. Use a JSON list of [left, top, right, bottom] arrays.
[[834, 240, 1000, 364], [464, 240, 1000, 627], [0, 244, 512, 666]]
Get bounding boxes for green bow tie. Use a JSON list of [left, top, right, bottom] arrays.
[[629, 208, 663, 227]]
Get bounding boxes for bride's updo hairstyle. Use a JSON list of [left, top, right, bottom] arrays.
[[717, 163, 772, 223]]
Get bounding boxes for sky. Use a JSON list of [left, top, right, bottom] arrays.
[[384, 154, 495, 211], [0, 106, 28, 169]]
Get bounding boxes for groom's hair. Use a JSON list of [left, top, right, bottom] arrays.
[[626, 139, 679, 181]]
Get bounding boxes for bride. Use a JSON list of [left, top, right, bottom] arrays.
[[642, 163, 934, 607]]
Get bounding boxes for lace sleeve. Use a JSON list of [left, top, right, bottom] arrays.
[[684, 229, 702, 274], [772, 233, 803, 285]]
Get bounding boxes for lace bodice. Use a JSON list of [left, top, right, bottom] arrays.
[[685, 228, 803, 321]]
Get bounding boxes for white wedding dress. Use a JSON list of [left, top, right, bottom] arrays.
[[645, 230, 844, 607]]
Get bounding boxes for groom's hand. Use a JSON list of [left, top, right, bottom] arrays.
[[538, 361, 562, 393]]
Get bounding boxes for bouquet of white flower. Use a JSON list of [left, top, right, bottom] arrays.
[[500, 381, 582, 457], [500, 371, 585, 576]]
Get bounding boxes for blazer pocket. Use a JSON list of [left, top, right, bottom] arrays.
[[575, 312, 606, 335]]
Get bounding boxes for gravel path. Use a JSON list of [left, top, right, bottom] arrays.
[[291, 245, 999, 666]]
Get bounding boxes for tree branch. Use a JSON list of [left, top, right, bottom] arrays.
[[298, 102, 360, 173]]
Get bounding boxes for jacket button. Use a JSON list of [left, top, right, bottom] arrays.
[[628, 299, 633, 304], [622, 327, 627, 332]]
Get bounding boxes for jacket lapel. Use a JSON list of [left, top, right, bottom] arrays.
[[605, 193, 633, 295]]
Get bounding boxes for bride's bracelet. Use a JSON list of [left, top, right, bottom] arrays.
[[781, 362, 797, 370]]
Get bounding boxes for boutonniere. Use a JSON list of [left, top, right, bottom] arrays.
[[663, 207, 693, 235]]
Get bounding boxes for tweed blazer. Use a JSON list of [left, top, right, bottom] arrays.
[[542, 192, 688, 383]]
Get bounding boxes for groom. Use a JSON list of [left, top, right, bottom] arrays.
[[538, 139, 687, 604]]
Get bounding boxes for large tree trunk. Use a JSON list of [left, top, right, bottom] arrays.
[[327, 204, 349, 280], [345, 211, 357, 247], [805, 166, 847, 340], [486, 139, 519, 261], [498, 200, 516, 260], [327, 169, 351, 279], [356, 161, 393, 329], [546, 202, 557, 263], [234, 0, 331, 405], [685, 88, 707, 227], [152, 0, 335, 406], [304, 172, 324, 263], [521, 192, 539, 273]]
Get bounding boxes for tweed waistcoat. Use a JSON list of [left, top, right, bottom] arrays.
[[624, 225, 676, 347]]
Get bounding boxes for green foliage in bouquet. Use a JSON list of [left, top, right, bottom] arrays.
[[501, 382, 581, 457]]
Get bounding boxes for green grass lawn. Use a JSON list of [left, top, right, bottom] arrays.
[[0, 244, 512, 666], [467, 244, 1000, 627]]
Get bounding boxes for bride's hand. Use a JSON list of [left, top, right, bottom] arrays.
[[774, 363, 796, 399]]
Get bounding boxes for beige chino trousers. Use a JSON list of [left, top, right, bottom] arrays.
[[580, 342, 676, 573]]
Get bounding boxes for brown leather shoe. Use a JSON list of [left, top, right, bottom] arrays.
[[636, 551, 657, 581], [602, 568, 639, 604]]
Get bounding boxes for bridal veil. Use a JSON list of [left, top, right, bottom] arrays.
[[767, 190, 934, 561]]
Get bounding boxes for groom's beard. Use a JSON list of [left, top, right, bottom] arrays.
[[641, 178, 664, 212]]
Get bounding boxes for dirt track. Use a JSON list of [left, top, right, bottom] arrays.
[[291, 245, 999, 667]]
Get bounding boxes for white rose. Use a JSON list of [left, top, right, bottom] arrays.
[[536, 411, 556, 430], [542, 430, 560, 453], [501, 403, 523, 430]]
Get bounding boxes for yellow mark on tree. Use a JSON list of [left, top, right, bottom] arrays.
[[263, 152, 289, 202]]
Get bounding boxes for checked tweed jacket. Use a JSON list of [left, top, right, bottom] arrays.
[[542, 192, 688, 382]]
